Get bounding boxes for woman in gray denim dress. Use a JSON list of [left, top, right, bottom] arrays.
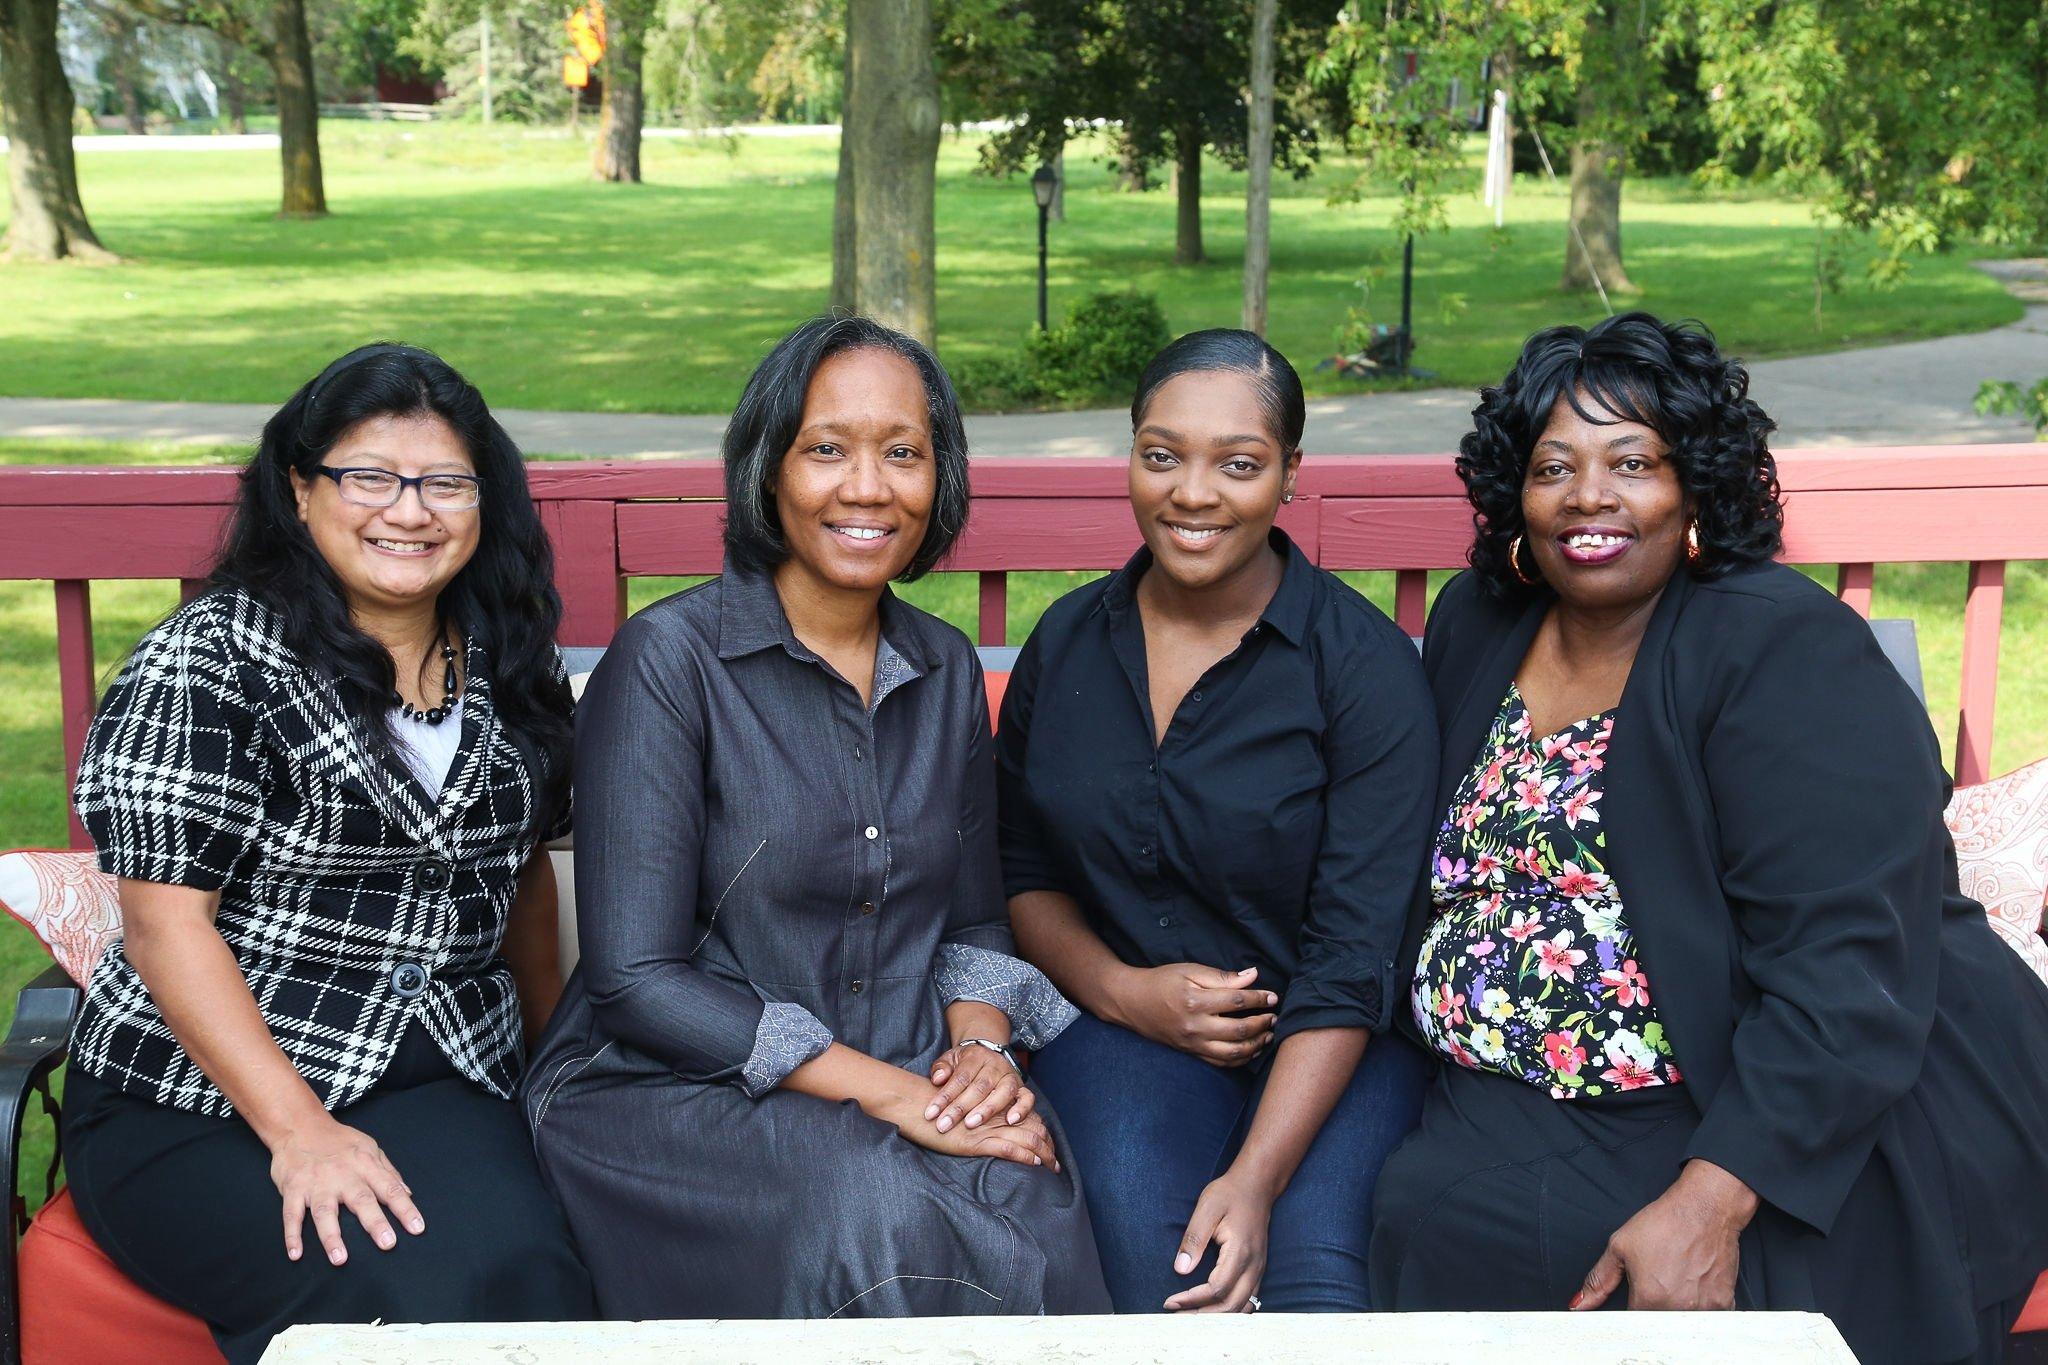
[[523, 317, 1110, 1319]]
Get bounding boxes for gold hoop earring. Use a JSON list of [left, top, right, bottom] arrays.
[[1509, 533, 1540, 586], [1685, 521, 1703, 567]]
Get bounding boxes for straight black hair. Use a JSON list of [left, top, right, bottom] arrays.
[[721, 315, 971, 581], [208, 342, 572, 827], [1130, 328, 1307, 452]]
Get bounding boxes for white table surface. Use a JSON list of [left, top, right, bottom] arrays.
[[262, 1310, 1858, 1363]]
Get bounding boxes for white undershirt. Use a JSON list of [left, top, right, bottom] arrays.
[[389, 697, 464, 800]]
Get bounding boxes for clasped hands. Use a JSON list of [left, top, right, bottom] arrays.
[[896, 1037, 1060, 1171]]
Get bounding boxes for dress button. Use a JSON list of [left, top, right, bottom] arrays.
[[1157, 915, 1172, 929], [390, 962, 428, 998], [415, 858, 452, 892], [1191, 691, 1203, 703], [850, 979, 865, 994], [1138, 844, 1152, 857], [864, 825, 879, 840], [860, 901, 876, 916]]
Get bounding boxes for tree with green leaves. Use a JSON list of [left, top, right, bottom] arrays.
[[123, 0, 328, 215], [1, 0, 117, 260], [592, 0, 652, 180], [1692, 0, 2048, 282]]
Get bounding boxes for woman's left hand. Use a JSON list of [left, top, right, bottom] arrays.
[[1163, 1171, 1272, 1313], [926, 1042, 1032, 1132], [1573, 1159, 1759, 1311]]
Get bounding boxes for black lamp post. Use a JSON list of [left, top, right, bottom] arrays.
[[1031, 163, 1058, 331]]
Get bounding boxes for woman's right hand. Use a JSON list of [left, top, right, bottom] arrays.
[[1110, 964, 1278, 1066], [269, 1117, 425, 1265], [890, 1088, 1062, 1171]]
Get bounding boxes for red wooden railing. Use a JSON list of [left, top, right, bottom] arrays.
[[4, 446, 2045, 846]]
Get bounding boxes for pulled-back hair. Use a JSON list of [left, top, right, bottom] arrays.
[[1457, 312, 1784, 599], [208, 342, 572, 826], [1131, 328, 1306, 452], [721, 315, 971, 581]]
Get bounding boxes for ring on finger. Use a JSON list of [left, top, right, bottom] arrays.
[[1247, 1294, 1262, 1313]]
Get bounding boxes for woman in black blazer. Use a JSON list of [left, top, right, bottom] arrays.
[[1369, 313, 2048, 1364]]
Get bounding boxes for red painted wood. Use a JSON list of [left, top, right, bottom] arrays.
[[1319, 498, 1474, 570], [1778, 488, 2048, 563], [0, 507, 227, 579], [1395, 571, 1428, 637], [1836, 563, 1875, 618], [1957, 560, 2006, 786], [54, 581, 95, 849], [978, 572, 1007, 646], [616, 503, 729, 575], [541, 501, 627, 646]]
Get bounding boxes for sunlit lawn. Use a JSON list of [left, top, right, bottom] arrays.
[[0, 125, 2020, 414]]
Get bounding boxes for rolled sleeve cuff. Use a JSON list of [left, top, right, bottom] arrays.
[[933, 943, 1079, 1051], [1272, 958, 1391, 1044], [737, 1002, 834, 1098]]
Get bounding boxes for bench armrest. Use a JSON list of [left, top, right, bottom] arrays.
[[0, 963, 80, 1365]]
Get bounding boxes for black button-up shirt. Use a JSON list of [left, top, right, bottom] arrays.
[[995, 531, 1439, 1041]]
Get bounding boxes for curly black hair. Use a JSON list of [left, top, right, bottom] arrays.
[[1456, 312, 1784, 599]]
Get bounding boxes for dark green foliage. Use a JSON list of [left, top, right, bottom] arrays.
[[954, 290, 1171, 408]]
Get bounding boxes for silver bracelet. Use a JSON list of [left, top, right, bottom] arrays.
[[955, 1036, 1021, 1074]]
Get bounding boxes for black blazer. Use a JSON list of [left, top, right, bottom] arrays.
[[1400, 562, 2048, 1353]]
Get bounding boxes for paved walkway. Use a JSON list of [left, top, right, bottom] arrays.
[[5, 281, 2044, 461]]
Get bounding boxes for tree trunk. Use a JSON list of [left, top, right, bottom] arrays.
[[1174, 126, 1203, 266], [268, 0, 326, 217], [592, 1, 645, 183], [1115, 138, 1147, 192], [0, 0, 116, 260], [1241, 0, 1277, 334], [829, 35, 857, 312], [1561, 137, 1632, 292], [1561, 3, 1636, 295], [845, 0, 940, 346], [211, 34, 248, 133], [110, 12, 147, 134]]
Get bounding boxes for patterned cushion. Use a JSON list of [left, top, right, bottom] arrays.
[[0, 850, 121, 986], [1945, 755, 2048, 987]]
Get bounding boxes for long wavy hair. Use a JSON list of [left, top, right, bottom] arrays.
[[1457, 313, 1785, 600], [208, 343, 572, 827]]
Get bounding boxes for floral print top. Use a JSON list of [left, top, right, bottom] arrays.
[[1410, 683, 1682, 1100]]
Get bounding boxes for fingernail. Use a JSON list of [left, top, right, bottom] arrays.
[[409, 1218, 425, 1234], [1033, 1155, 1043, 1165], [287, 1247, 300, 1261], [1008, 1110, 1021, 1124], [1175, 1253, 1193, 1274], [1568, 1292, 1583, 1310], [330, 1249, 346, 1266], [924, 1102, 940, 1119], [937, 1117, 951, 1132], [966, 1114, 981, 1127], [379, 1232, 395, 1250]]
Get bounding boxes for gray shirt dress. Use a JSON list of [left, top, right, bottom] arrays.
[[522, 563, 1110, 1319]]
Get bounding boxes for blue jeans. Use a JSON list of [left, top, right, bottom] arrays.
[[1032, 1010, 1430, 1312]]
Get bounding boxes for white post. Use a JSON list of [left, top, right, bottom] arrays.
[[1483, 87, 1510, 228], [481, 12, 494, 125]]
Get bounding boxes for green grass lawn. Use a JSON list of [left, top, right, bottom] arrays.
[[0, 125, 2020, 414]]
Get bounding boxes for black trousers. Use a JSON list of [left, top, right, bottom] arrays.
[[1371, 1063, 2030, 1365], [63, 1025, 594, 1364]]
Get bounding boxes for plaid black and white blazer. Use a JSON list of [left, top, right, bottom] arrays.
[[71, 588, 571, 1118]]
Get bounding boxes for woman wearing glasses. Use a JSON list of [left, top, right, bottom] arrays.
[[66, 343, 593, 1363]]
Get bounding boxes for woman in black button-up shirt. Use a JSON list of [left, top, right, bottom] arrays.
[[998, 330, 1439, 1313], [67, 345, 592, 1363], [522, 317, 1108, 1320]]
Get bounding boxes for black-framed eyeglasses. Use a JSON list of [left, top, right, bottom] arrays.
[[312, 466, 483, 512]]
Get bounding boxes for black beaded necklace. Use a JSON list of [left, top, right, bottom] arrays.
[[394, 632, 460, 725]]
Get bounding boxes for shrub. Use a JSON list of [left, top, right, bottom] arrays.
[[1026, 291, 1172, 404]]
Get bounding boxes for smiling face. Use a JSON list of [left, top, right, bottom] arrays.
[[769, 346, 937, 596], [1520, 390, 1690, 613], [289, 412, 481, 618], [1129, 369, 1300, 592]]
